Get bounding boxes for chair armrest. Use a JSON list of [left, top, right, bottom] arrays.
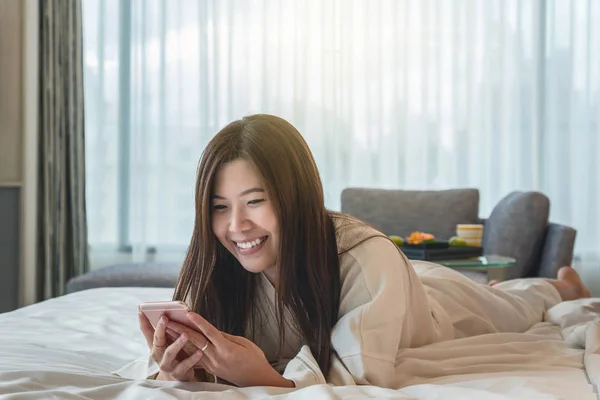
[[537, 223, 577, 278], [481, 192, 549, 279]]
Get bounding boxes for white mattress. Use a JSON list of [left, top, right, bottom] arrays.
[[0, 287, 598, 399]]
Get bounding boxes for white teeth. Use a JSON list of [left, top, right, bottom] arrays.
[[236, 237, 265, 249]]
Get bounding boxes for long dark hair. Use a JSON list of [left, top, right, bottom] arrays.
[[173, 114, 341, 376]]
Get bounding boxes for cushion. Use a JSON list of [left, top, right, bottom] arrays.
[[66, 262, 181, 294], [340, 188, 480, 239], [482, 191, 549, 279]]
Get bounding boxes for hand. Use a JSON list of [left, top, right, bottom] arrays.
[[137, 311, 203, 381], [167, 312, 295, 388], [138, 309, 199, 358]]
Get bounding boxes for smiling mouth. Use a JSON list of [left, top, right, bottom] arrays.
[[233, 235, 268, 250]]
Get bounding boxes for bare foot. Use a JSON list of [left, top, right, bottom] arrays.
[[488, 279, 501, 286], [551, 266, 591, 301]]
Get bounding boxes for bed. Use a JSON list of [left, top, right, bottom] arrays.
[[1, 287, 599, 399]]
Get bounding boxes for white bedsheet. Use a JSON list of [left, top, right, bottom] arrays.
[[0, 287, 598, 399]]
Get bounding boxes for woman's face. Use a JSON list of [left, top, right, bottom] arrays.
[[211, 159, 280, 281]]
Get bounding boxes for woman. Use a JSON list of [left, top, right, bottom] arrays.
[[137, 114, 590, 388]]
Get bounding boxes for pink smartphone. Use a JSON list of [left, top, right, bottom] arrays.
[[139, 300, 196, 330], [139, 300, 202, 359]]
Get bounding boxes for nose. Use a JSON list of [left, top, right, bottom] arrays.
[[228, 206, 252, 233]]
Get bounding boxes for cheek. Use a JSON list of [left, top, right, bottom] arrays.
[[269, 220, 279, 237], [260, 210, 279, 235], [211, 216, 227, 242], [265, 214, 279, 240]]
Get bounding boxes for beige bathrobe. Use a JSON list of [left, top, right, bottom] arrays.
[[271, 223, 561, 388], [116, 222, 562, 389]]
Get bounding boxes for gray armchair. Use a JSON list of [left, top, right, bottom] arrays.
[[340, 188, 576, 279]]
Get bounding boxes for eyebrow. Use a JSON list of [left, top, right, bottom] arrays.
[[212, 187, 265, 200]]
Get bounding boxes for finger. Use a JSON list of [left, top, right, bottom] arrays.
[[166, 328, 180, 342], [162, 332, 189, 369], [167, 327, 200, 358], [186, 312, 226, 348], [153, 315, 168, 349], [167, 321, 208, 350], [221, 332, 248, 346], [171, 350, 203, 378], [138, 310, 155, 348], [168, 323, 214, 364], [182, 342, 201, 358], [166, 321, 191, 335], [199, 353, 217, 375], [167, 320, 204, 337], [198, 340, 219, 363], [165, 328, 183, 352]]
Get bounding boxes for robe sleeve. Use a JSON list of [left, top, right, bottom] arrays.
[[284, 237, 428, 388]]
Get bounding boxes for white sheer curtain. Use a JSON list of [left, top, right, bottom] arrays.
[[82, 0, 600, 267]]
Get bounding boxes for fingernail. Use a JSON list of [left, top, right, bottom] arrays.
[[159, 316, 167, 324], [180, 333, 188, 341], [195, 350, 202, 357]]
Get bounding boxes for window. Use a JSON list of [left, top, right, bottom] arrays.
[[83, 0, 600, 268]]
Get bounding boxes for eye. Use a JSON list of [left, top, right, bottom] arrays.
[[248, 199, 265, 205], [213, 204, 228, 211]]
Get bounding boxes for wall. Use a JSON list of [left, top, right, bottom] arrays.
[[0, 0, 38, 312], [0, 0, 23, 312]]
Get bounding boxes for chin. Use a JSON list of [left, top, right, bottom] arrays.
[[240, 264, 269, 274]]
